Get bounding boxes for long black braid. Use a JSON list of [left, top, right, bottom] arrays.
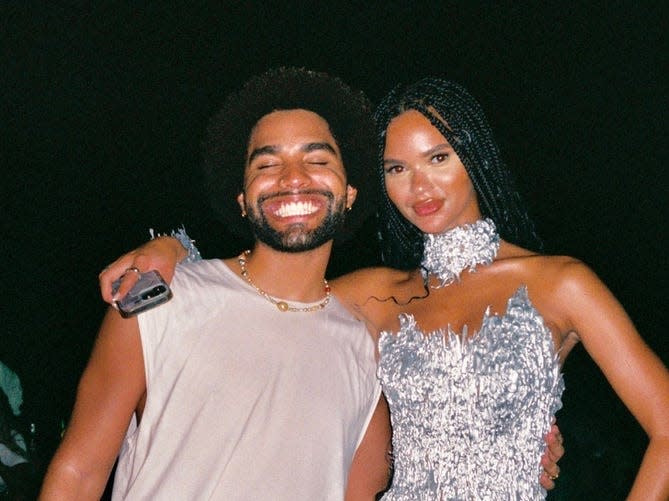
[[374, 78, 543, 270]]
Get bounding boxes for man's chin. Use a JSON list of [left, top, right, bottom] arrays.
[[267, 235, 332, 253], [248, 204, 347, 253], [253, 226, 334, 253]]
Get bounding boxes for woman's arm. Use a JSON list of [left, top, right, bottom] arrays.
[[557, 261, 669, 501], [39, 310, 146, 500], [99, 235, 189, 304]]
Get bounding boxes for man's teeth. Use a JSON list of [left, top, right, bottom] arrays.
[[275, 201, 317, 217]]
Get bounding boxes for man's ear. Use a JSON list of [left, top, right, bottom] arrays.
[[346, 185, 358, 210], [237, 192, 246, 216]]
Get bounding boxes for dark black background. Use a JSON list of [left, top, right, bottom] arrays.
[[2, 3, 667, 499]]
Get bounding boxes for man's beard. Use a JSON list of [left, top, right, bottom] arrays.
[[245, 190, 348, 252]]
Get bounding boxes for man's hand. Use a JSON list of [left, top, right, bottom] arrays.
[[539, 423, 564, 490], [98, 236, 187, 304]]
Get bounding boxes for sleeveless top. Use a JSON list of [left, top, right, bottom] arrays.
[[378, 286, 564, 500], [112, 259, 381, 500]]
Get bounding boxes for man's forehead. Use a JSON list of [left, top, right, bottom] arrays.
[[249, 109, 334, 141], [246, 109, 340, 158]]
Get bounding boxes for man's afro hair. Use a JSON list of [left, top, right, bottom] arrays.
[[202, 67, 379, 243]]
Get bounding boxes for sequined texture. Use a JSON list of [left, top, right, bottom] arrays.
[[421, 218, 500, 287], [378, 287, 564, 500]]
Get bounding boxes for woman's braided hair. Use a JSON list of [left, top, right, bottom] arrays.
[[374, 78, 542, 270]]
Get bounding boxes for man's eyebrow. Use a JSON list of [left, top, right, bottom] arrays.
[[247, 145, 278, 164], [302, 142, 337, 155], [248, 142, 338, 164]]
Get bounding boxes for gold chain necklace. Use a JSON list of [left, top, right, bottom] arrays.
[[238, 250, 331, 313]]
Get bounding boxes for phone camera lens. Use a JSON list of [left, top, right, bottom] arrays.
[[141, 285, 167, 300]]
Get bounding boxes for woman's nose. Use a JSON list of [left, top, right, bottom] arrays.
[[410, 168, 433, 194]]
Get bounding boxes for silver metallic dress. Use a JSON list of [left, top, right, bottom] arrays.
[[378, 286, 564, 500]]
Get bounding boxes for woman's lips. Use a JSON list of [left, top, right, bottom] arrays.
[[412, 198, 444, 216]]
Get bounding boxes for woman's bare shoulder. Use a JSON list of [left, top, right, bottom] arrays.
[[332, 267, 421, 303], [498, 242, 587, 278], [495, 243, 600, 303], [523, 254, 592, 284], [332, 266, 415, 289]]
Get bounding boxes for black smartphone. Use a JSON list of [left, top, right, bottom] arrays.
[[112, 270, 173, 318]]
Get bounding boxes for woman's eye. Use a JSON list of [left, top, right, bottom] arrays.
[[432, 153, 449, 163], [385, 164, 404, 174]]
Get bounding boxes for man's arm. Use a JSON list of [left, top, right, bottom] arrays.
[[39, 310, 146, 500], [345, 395, 392, 501]]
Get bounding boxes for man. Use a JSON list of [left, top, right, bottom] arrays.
[[39, 68, 389, 500]]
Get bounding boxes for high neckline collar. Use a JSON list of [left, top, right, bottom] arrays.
[[421, 218, 500, 287]]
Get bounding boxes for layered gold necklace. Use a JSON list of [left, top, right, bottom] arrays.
[[238, 250, 331, 313]]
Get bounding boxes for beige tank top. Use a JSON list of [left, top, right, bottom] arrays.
[[112, 259, 380, 500]]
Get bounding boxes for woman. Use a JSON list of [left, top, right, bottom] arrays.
[[100, 79, 668, 499], [338, 80, 669, 499]]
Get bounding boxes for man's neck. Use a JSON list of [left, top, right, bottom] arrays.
[[228, 241, 333, 302]]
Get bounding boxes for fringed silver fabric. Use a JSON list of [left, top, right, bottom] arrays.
[[421, 218, 500, 287], [378, 287, 564, 500]]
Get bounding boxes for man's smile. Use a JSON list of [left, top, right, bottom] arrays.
[[275, 200, 319, 217]]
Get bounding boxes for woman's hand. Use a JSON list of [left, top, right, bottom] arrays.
[[98, 237, 187, 304]]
